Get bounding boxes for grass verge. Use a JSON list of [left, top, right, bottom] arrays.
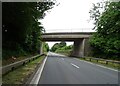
[[79, 58, 120, 70], [2, 54, 38, 66], [2, 55, 45, 84]]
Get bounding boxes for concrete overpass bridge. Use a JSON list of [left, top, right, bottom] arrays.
[[41, 32, 94, 57]]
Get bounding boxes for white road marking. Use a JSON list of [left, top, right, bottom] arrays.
[[71, 63, 79, 69], [74, 58, 118, 72], [30, 55, 48, 84]]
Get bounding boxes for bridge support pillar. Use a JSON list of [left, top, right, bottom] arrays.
[[40, 42, 43, 55], [71, 39, 85, 57], [71, 38, 92, 57], [84, 38, 92, 56]]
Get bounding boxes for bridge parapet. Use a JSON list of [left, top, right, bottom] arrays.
[[41, 32, 94, 41]]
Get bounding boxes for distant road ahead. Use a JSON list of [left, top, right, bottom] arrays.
[[38, 52, 118, 84]]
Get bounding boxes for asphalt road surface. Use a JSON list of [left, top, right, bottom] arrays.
[[38, 52, 118, 84]]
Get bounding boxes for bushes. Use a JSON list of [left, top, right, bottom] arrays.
[[43, 42, 49, 53], [51, 41, 66, 52], [3, 49, 26, 60], [55, 45, 73, 56], [50, 42, 73, 56]]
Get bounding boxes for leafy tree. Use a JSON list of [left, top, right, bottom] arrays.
[[50, 43, 59, 52], [2, 2, 55, 59], [51, 41, 66, 52], [55, 45, 73, 56], [89, 1, 120, 60], [43, 42, 49, 52]]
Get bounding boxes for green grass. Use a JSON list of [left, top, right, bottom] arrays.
[[2, 54, 38, 66], [79, 58, 120, 70], [55, 50, 72, 56], [2, 55, 45, 84]]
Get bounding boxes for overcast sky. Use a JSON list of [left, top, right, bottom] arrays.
[[40, 0, 105, 48]]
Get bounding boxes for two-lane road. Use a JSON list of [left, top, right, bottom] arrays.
[[38, 52, 118, 84]]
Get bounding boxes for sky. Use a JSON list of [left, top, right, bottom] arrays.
[[40, 0, 104, 49]]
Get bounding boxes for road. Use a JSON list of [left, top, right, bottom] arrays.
[[38, 52, 118, 84]]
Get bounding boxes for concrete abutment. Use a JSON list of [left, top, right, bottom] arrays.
[[71, 38, 92, 57]]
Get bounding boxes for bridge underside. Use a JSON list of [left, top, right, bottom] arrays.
[[41, 32, 93, 57], [41, 39, 92, 57]]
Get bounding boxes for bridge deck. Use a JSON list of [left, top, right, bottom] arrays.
[[41, 32, 94, 41]]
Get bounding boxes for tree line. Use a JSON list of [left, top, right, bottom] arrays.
[[2, 2, 54, 59], [89, 1, 120, 60]]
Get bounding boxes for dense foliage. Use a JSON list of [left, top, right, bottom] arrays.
[[89, 1, 120, 60], [51, 41, 73, 56], [55, 45, 73, 56], [2, 2, 54, 59], [43, 42, 49, 52], [50, 41, 66, 52]]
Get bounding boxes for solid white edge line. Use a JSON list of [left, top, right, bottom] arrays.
[[30, 55, 48, 84], [74, 58, 119, 72], [71, 63, 79, 69]]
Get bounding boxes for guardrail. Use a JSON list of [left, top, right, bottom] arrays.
[[2, 54, 44, 75], [82, 57, 120, 68]]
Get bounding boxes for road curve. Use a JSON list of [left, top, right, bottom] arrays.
[[38, 52, 118, 84]]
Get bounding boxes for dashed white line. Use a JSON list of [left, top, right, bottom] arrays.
[[74, 58, 118, 72], [71, 63, 79, 69]]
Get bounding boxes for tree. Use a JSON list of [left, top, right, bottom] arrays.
[[55, 45, 73, 56], [43, 42, 49, 52], [59, 41, 66, 47], [2, 2, 55, 59], [51, 43, 59, 52], [51, 41, 66, 52], [89, 1, 120, 60]]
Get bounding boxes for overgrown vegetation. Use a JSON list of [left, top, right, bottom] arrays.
[[89, 1, 120, 60], [43, 42, 49, 53], [2, 2, 55, 59], [79, 57, 120, 70], [55, 45, 73, 56], [51, 41, 73, 56], [50, 41, 66, 52], [3, 55, 45, 84]]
